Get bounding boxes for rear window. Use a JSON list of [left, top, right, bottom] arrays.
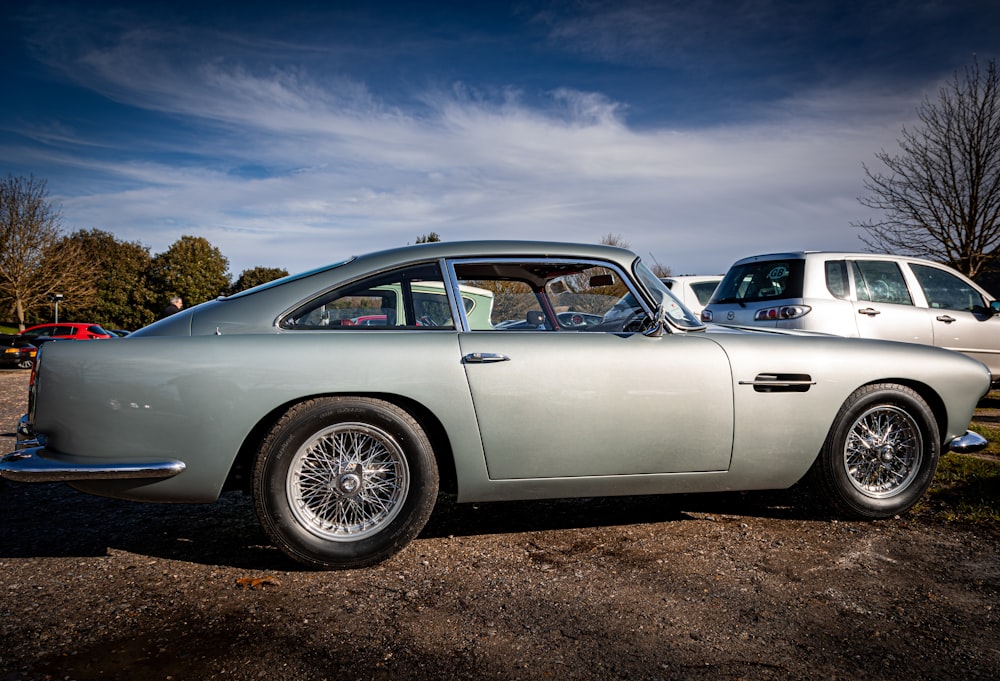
[[690, 281, 720, 305], [712, 259, 805, 304]]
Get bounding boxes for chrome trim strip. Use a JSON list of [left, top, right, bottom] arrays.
[[0, 447, 186, 483], [948, 430, 988, 454], [738, 379, 816, 387]]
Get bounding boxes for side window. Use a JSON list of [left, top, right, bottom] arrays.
[[283, 263, 455, 330], [910, 263, 986, 312], [824, 260, 849, 299], [453, 261, 637, 332], [852, 261, 913, 305]]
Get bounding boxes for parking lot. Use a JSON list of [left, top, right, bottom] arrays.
[[1, 371, 997, 680]]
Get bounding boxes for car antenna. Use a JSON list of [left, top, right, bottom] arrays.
[[648, 252, 669, 276]]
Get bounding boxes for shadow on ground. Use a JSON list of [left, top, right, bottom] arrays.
[[0, 477, 825, 570]]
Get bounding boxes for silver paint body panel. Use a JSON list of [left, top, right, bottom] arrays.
[[2, 241, 991, 504]]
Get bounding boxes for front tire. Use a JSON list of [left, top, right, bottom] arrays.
[[810, 383, 940, 519], [253, 397, 438, 569]]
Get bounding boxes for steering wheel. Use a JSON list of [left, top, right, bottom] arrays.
[[621, 309, 649, 333], [870, 280, 891, 301]]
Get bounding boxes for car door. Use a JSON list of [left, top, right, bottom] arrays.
[[909, 262, 1000, 376], [452, 258, 734, 480], [850, 259, 933, 344]]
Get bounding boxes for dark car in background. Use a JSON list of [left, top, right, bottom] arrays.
[[0, 336, 37, 369]]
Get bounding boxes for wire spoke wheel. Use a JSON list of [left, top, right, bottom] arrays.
[[254, 397, 438, 569], [843, 405, 922, 498], [811, 383, 939, 519], [288, 423, 409, 542]]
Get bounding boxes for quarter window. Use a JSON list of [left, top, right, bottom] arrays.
[[824, 260, 849, 299], [283, 263, 456, 329]]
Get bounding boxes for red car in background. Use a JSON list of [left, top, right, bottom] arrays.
[[19, 323, 114, 342]]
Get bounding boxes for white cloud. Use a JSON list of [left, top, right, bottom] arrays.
[[13, 5, 929, 276]]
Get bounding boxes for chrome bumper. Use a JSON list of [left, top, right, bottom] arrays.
[[16, 413, 41, 450], [0, 447, 186, 483], [948, 430, 989, 454]]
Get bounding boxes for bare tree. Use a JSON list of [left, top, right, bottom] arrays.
[[0, 175, 97, 329], [599, 232, 630, 249], [856, 58, 1000, 278]]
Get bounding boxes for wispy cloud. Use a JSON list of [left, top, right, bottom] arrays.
[[3, 1, 983, 276]]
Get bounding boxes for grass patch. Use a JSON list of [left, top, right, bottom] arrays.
[[915, 452, 1000, 525], [969, 422, 1000, 457], [911, 390, 1000, 525]]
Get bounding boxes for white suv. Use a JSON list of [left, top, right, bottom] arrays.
[[702, 251, 1000, 378], [660, 275, 722, 316]]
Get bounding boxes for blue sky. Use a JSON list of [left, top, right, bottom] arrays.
[[2, 1, 998, 277]]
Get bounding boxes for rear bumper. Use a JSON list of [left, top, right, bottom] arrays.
[[0, 446, 186, 483], [948, 430, 989, 454], [3, 413, 185, 483]]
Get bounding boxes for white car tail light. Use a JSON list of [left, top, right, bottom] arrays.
[[753, 305, 812, 321]]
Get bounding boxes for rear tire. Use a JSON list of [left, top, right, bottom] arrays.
[[253, 397, 438, 569], [810, 383, 940, 519]]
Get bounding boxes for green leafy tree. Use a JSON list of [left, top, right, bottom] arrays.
[[229, 266, 289, 294], [59, 229, 156, 330], [149, 235, 231, 314], [856, 58, 1000, 277], [0, 175, 98, 329], [415, 232, 441, 243]]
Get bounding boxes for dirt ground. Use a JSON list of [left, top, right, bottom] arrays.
[[0, 370, 997, 680]]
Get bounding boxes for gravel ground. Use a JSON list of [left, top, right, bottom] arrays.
[[0, 370, 998, 680]]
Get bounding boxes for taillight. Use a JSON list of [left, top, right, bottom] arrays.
[[753, 305, 811, 321], [27, 349, 39, 422]]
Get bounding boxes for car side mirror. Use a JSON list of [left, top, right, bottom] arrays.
[[643, 304, 667, 338]]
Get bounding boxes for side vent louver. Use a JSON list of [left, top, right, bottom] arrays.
[[739, 373, 815, 393]]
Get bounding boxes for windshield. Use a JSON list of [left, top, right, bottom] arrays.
[[712, 258, 805, 304], [634, 261, 704, 329]]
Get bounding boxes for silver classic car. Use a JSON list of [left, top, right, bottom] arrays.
[[0, 241, 991, 569]]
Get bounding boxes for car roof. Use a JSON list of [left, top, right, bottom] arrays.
[[356, 239, 637, 264], [227, 240, 642, 301], [729, 251, 959, 268], [135, 240, 647, 337], [24, 323, 88, 330]]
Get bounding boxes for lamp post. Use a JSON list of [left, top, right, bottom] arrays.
[[48, 293, 64, 323]]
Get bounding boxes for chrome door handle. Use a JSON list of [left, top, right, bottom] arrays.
[[936, 315, 957, 323], [463, 352, 510, 364], [858, 307, 881, 317]]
